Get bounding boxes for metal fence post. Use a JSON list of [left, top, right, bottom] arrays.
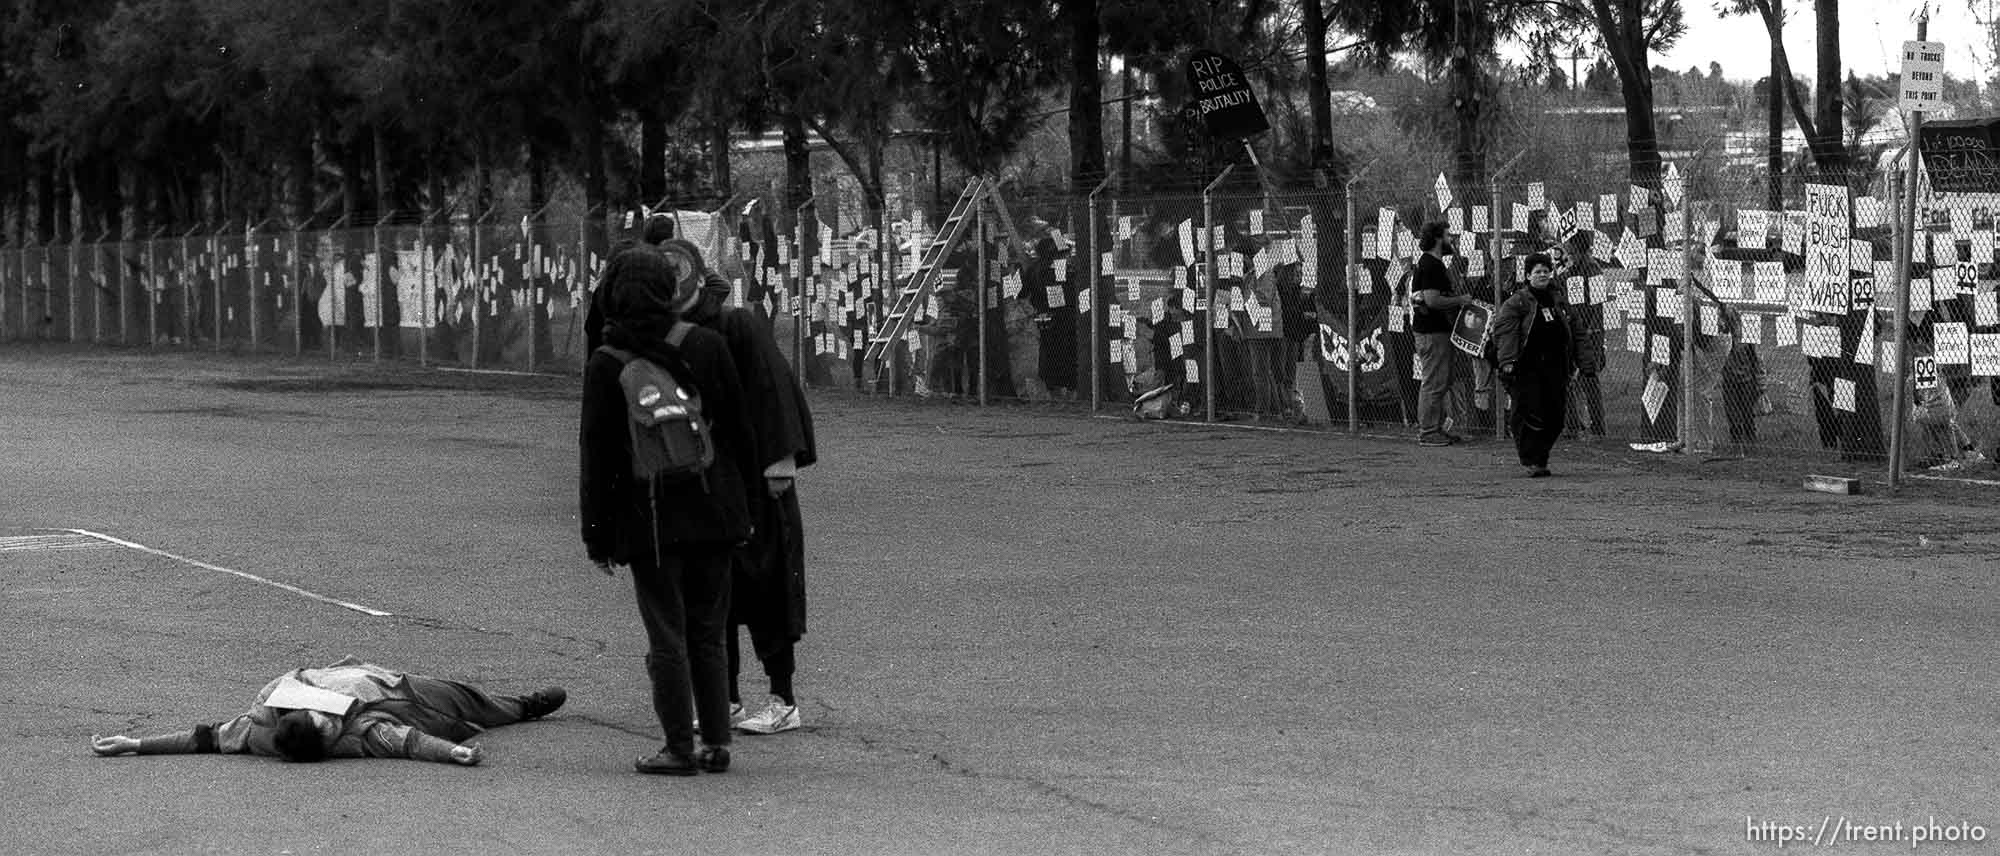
[[1677, 179, 1696, 452], [1087, 174, 1113, 412], [977, 202, 989, 406], [1203, 165, 1236, 423], [1888, 19, 1929, 488], [144, 231, 158, 347], [146, 231, 162, 348], [470, 210, 487, 369], [792, 197, 813, 385], [1888, 141, 1919, 490], [526, 208, 541, 373], [1344, 163, 1375, 434], [247, 220, 262, 352], [291, 221, 304, 357], [67, 235, 79, 343]]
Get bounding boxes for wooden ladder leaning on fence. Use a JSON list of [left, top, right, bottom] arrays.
[[861, 176, 1031, 390]]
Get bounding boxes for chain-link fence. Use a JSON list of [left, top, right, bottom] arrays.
[[5, 160, 1995, 484]]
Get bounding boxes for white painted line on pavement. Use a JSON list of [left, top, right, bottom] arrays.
[[49, 528, 393, 617], [433, 366, 557, 378]]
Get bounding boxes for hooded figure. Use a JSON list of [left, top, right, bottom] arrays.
[[675, 238, 818, 733], [579, 243, 760, 774]]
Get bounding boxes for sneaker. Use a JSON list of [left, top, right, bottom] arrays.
[[520, 687, 567, 719], [1529, 466, 1552, 478], [1417, 434, 1455, 447], [736, 696, 801, 735], [695, 744, 730, 773], [634, 749, 698, 776], [692, 702, 745, 736]]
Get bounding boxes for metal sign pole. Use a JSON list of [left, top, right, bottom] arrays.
[[1889, 12, 1932, 491], [1087, 173, 1113, 412]]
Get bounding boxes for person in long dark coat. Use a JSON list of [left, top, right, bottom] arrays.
[[580, 243, 760, 776], [1492, 252, 1594, 477], [676, 239, 818, 735]]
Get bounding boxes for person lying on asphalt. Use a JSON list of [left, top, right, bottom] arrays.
[[89, 656, 566, 766]]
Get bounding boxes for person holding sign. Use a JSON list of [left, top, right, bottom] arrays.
[[1492, 253, 1595, 477], [1412, 222, 1474, 446], [88, 657, 566, 765]]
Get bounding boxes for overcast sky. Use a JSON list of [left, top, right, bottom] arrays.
[[1650, 0, 1980, 83]]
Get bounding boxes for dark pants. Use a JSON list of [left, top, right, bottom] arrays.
[[386, 675, 532, 743], [728, 627, 796, 704], [1510, 371, 1569, 468], [631, 545, 734, 755], [729, 489, 803, 704]]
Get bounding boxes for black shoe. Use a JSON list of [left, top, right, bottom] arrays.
[[520, 687, 567, 719], [695, 744, 730, 773], [635, 750, 699, 776]]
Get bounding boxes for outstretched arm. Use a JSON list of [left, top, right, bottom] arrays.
[[91, 723, 225, 756], [355, 720, 482, 766]]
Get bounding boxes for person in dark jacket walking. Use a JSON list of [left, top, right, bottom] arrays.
[[580, 243, 761, 776], [677, 244, 818, 735], [1491, 252, 1594, 477]]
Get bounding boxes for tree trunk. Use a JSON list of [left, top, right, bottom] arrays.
[[1062, 0, 1105, 194], [1767, 0, 1783, 210], [1811, 0, 1847, 174], [711, 118, 733, 197], [472, 143, 493, 221], [1750, 0, 1843, 172], [782, 108, 813, 256], [582, 114, 608, 221], [341, 143, 366, 226], [102, 160, 123, 238], [35, 157, 57, 244], [640, 110, 667, 206], [1447, 2, 1488, 189], [1301, 0, 1336, 181], [373, 125, 391, 225], [1592, 0, 1661, 188], [287, 129, 316, 228], [528, 138, 550, 216]]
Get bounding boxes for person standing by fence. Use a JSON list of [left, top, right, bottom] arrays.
[[1411, 222, 1473, 446], [1492, 253, 1593, 477]]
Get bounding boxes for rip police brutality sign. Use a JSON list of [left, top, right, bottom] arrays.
[[1185, 50, 1270, 140]]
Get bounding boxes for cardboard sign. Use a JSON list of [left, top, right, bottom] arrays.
[[1920, 117, 2000, 193], [1185, 50, 1270, 139], [1450, 300, 1494, 358]]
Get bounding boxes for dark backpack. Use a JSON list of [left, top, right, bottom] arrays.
[[598, 322, 714, 484]]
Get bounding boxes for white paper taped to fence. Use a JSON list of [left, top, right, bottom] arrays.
[[1975, 334, 2000, 376]]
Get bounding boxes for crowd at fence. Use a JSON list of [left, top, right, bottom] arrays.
[[3, 162, 1998, 479]]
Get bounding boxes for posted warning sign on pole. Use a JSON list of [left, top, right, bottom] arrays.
[[1900, 41, 1944, 112]]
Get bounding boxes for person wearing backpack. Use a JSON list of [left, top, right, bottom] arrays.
[[674, 241, 818, 736], [580, 244, 762, 776]]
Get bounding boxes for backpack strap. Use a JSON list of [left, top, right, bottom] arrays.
[[664, 321, 695, 348]]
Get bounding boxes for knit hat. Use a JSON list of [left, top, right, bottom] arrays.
[[642, 213, 677, 245]]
